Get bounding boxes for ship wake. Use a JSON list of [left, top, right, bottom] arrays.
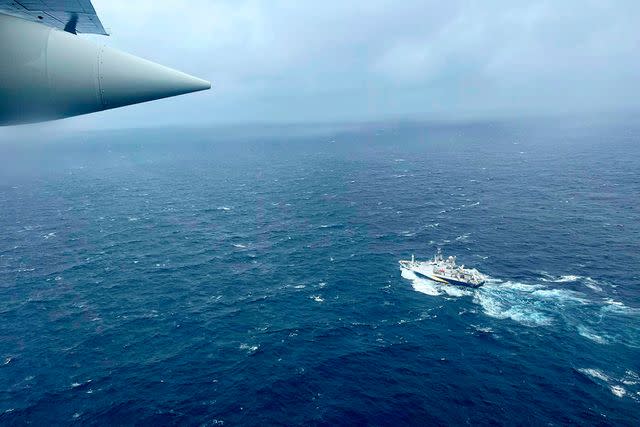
[[401, 267, 640, 347]]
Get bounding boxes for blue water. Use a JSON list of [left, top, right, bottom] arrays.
[[1, 118, 639, 425]]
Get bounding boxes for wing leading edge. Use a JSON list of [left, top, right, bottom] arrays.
[[0, 0, 107, 35]]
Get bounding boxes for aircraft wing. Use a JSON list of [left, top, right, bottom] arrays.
[[0, 0, 108, 35], [1, 1, 210, 125]]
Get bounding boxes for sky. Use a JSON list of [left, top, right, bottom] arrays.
[[13, 1, 640, 129]]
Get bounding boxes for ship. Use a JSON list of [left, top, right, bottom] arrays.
[[399, 249, 486, 288]]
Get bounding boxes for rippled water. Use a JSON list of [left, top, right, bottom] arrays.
[[1, 119, 639, 424]]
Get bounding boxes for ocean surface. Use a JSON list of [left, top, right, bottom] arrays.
[[0, 118, 639, 425]]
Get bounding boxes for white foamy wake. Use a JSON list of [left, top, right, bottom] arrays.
[[441, 285, 471, 298], [539, 274, 605, 292], [472, 286, 553, 327], [401, 269, 471, 297], [477, 282, 596, 328], [402, 269, 440, 296], [530, 288, 587, 303], [400, 268, 637, 337]]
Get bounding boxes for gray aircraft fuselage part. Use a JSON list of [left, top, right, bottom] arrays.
[[0, 13, 210, 125]]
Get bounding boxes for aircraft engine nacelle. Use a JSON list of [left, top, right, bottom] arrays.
[[0, 13, 210, 126]]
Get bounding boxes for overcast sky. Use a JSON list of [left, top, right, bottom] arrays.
[[54, 0, 640, 128]]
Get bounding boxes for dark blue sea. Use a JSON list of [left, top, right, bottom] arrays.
[[1, 118, 639, 425]]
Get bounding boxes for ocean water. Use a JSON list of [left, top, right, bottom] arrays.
[[0, 118, 639, 425]]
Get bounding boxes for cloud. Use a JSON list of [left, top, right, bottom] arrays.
[[59, 1, 640, 127]]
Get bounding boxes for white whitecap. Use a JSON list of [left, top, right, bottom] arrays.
[[577, 326, 609, 345], [471, 325, 494, 333], [578, 368, 610, 382], [71, 379, 92, 388], [611, 385, 626, 398], [584, 281, 603, 292], [622, 370, 640, 386], [601, 300, 639, 316], [555, 275, 581, 282], [455, 233, 471, 242], [239, 343, 259, 353]]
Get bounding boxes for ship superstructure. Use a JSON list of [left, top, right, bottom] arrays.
[[400, 249, 486, 288]]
